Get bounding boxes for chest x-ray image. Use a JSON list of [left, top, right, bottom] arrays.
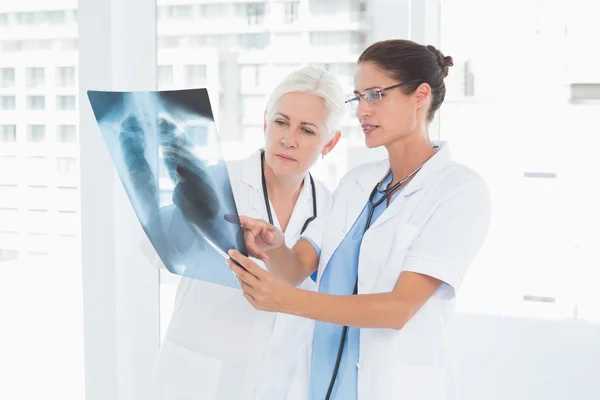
[[87, 89, 247, 288]]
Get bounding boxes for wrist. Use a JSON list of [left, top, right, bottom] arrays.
[[265, 241, 286, 256], [282, 286, 307, 316]]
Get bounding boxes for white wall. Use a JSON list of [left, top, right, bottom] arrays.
[[566, 0, 600, 84], [449, 313, 600, 400]]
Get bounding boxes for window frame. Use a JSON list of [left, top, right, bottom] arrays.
[[79, 1, 160, 400]]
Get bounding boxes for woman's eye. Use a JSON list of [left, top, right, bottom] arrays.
[[274, 120, 287, 126], [303, 128, 315, 135]]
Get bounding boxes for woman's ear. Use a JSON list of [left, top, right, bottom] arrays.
[[263, 111, 267, 135], [414, 82, 432, 108], [322, 131, 342, 157]]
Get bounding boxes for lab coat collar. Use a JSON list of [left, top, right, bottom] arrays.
[[240, 149, 264, 192], [355, 141, 451, 197], [351, 141, 451, 232]]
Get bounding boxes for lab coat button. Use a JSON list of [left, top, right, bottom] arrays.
[[356, 362, 360, 369]]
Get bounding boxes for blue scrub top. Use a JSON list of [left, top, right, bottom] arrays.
[[304, 170, 403, 400]]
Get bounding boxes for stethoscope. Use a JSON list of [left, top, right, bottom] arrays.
[[260, 150, 317, 234], [324, 160, 427, 400]]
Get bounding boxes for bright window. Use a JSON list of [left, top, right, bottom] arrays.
[[0, 5, 84, 400], [25, 67, 45, 87]]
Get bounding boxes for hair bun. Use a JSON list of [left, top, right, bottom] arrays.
[[426, 45, 453, 78]]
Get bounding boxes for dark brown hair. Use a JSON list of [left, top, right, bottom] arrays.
[[358, 39, 454, 121]]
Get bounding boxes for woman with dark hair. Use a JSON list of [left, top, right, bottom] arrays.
[[227, 40, 491, 400]]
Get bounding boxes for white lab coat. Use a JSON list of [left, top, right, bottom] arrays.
[[151, 149, 332, 400], [303, 141, 491, 400]]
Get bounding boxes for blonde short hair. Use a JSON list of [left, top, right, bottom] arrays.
[[265, 65, 346, 137]]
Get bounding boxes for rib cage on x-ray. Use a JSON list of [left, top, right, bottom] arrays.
[[87, 89, 247, 288]]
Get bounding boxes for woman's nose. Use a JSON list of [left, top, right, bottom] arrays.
[[280, 131, 297, 148], [356, 97, 372, 119]]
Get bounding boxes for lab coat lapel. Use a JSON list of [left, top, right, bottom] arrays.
[[284, 173, 313, 236], [316, 183, 367, 283], [367, 141, 452, 231], [343, 185, 370, 234], [367, 193, 407, 231], [316, 161, 388, 286], [240, 149, 265, 216], [349, 160, 392, 232]]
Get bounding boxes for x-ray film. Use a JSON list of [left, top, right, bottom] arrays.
[[87, 89, 247, 288]]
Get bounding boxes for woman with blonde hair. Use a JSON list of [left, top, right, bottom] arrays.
[[151, 64, 346, 400]]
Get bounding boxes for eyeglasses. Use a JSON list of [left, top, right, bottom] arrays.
[[345, 81, 420, 109]]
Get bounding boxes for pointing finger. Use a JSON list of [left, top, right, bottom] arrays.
[[244, 230, 268, 261]]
